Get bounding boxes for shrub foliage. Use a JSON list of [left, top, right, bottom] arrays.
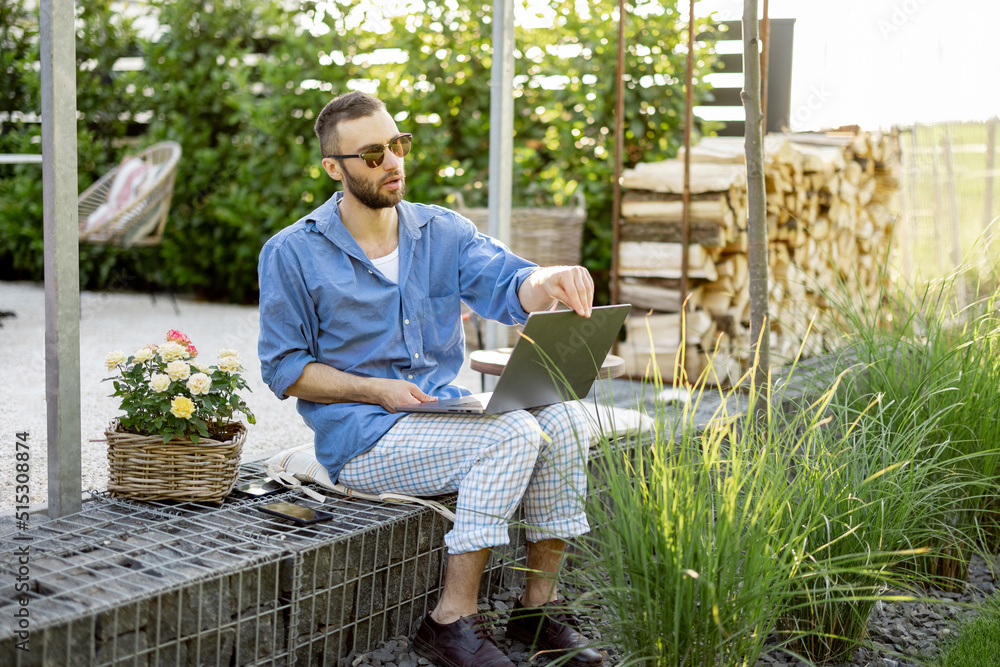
[[0, 0, 715, 303]]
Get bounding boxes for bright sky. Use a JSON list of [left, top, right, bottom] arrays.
[[699, 0, 1000, 130]]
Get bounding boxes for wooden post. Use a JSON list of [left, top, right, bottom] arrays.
[[742, 0, 769, 411], [760, 0, 770, 128], [942, 125, 966, 306], [929, 128, 946, 274], [897, 127, 913, 277], [903, 126, 922, 277], [985, 116, 997, 243]]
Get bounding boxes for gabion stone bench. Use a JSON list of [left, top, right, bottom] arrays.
[[0, 461, 526, 667]]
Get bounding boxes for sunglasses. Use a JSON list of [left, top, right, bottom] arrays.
[[327, 133, 413, 168]]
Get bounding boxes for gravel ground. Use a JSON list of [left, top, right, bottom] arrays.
[[344, 554, 998, 667], [0, 281, 487, 513]]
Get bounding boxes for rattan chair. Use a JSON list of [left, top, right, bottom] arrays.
[[78, 141, 181, 247]]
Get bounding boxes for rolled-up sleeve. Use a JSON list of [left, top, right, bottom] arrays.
[[258, 239, 318, 400]]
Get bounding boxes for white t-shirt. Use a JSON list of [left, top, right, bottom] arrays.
[[371, 247, 400, 284]]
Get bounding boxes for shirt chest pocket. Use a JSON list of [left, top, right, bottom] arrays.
[[421, 294, 463, 351]]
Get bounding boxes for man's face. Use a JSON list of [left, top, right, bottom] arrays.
[[322, 110, 407, 211]]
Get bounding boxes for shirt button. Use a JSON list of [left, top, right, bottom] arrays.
[[368, 270, 373, 274], [414, 353, 419, 359], [404, 319, 410, 325], [407, 374, 413, 380]]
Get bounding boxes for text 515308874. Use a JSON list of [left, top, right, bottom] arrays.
[[13, 431, 32, 652]]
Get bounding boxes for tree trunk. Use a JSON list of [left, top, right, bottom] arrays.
[[742, 0, 770, 419]]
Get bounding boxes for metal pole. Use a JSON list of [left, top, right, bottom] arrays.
[[40, 0, 82, 516], [484, 0, 515, 389], [679, 0, 694, 348], [610, 0, 626, 307]]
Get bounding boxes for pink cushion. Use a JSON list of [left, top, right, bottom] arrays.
[[84, 158, 149, 232]]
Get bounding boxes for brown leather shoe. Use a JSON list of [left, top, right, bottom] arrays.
[[412, 613, 516, 667], [505, 598, 604, 667]]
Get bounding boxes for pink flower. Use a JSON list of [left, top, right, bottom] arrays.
[[166, 330, 198, 358], [166, 329, 191, 345]]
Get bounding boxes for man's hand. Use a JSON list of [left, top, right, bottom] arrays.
[[519, 265, 594, 317], [367, 378, 438, 413]]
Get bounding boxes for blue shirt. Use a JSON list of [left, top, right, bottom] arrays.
[[258, 192, 537, 481]]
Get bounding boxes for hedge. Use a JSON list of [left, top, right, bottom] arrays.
[[0, 0, 716, 303]]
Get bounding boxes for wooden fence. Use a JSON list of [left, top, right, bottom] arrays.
[[898, 118, 999, 295]]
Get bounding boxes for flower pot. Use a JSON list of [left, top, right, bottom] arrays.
[[105, 418, 246, 503]]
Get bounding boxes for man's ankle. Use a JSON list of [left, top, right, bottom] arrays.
[[518, 592, 558, 608], [431, 605, 475, 625]]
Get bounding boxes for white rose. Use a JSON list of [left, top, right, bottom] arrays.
[[193, 362, 211, 373], [166, 360, 191, 381], [219, 355, 243, 375], [149, 373, 171, 393], [132, 347, 154, 363], [186, 373, 212, 396], [104, 350, 126, 370], [158, 341, 186, 362], [218, 348, 239, 358]]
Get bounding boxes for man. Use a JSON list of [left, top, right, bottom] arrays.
[[258, 91, 603, 667]]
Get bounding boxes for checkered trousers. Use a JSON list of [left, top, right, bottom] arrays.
[[338, 402, 594, 555]]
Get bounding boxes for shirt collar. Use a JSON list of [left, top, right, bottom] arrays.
[[312, 192, 428, 249], [310, 192, 430, 283]]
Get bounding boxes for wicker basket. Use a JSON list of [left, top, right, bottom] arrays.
[[452, 191, 586, 267], [106, 419, 246, 503]]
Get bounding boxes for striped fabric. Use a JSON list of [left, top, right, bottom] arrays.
[[339, 402, 593, 554]]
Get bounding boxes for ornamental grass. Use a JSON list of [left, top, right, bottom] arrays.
[[567, 350, 977, 665], [816, 245, 1000, 590], [560, 261, 1000, 665]]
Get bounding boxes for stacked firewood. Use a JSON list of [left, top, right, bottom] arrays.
[[616, 130, 902, 384]]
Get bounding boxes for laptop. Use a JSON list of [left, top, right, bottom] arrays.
[[399, 304, 630, 415]]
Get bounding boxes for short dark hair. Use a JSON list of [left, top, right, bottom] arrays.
[[314, 91, 387, 158]]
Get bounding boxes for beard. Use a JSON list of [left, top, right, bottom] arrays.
[[340, 166, 406, 210]]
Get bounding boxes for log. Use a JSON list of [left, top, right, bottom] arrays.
[[622, 161, 746, 194], [615, 128, 902, 375], [617, 339, 706, 384], [624, 309, 714, 348], [619, 242, 719, 281], [619, 278, 682, 312], [620, 220, 727, 247]]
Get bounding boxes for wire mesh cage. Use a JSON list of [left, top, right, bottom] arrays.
[[0, 461, 529, 666]]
